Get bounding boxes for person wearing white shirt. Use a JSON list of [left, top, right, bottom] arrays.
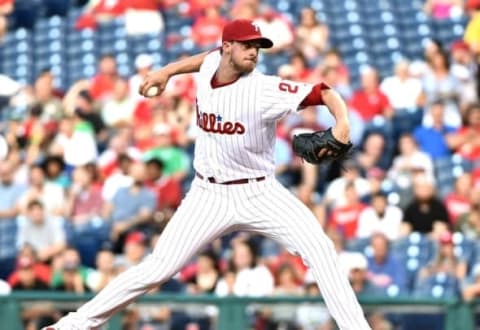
[[325, 160, 371, 207], [388, 133, 435, 189], [101, 78, 137, 127], [229, 240, 274, 297], [356, 193, 403, 240], [380, 60, 423, 110]]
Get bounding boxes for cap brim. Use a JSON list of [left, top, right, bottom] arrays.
[[235, 35, 273, 49]]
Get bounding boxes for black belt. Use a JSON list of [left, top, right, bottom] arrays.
[[196, 172, 265, 185]]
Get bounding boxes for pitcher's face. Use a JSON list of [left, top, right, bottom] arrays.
[[224, 40, 261, 74]]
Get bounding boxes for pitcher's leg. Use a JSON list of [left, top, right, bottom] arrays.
[[240, 181, 371, 330], [50, 182, 233, 330]]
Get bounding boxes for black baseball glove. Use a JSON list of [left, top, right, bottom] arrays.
[[292, 127, 353, 164]]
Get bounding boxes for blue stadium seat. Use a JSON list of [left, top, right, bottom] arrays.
[[391, 233, 435, 291]]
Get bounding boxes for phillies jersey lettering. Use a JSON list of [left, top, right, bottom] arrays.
[[196, 102, 246, 135], [194, 50, 314, 181]]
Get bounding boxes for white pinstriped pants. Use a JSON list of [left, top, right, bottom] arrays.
[[62, 177, 371, 330]]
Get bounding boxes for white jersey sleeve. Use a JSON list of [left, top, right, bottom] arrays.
[[259, 76, 314, 121], [199, 49, 221, 77]]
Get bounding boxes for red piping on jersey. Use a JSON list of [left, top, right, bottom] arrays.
[[300, 82, 331, 106], [211, 72, 240, 89]]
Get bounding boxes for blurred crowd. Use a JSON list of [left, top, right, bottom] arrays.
[[0, 0, 480, 329]]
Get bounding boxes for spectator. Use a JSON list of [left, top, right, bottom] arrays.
[[18, 163, 65, 217], [89, 54, 118, 102], [191, 6, 227, 49], [42, 155, 70, 189], [324, 159, 371, 208], [0, 160, 25, 279], [104, 162, 156, 251], [317, 63, 352, 101], [295, 277, 332, 330], [444, 173, 473, 225], [418, 231, 467, 280], [329, 182, 367, 240], [380, 59, 423, 110], [254, 7, 294, 54], [101, 152, 134, 201], [446, 103, 480, 161], [65, 165, 105, 227], [11, 256, 49, 290], [341, 253, 384, 296], [388, 133, 435, 189], [229, 239, 274, 297], [75, 0, 126, 30], [184, 250, 220, 294], [86, 249, 116, 292], [50, 114, 98, 168], [423, 0, 463, 19], [262, 263, 304, 329], [33, 70, 63, 122], [356, 132, 391, 172], [318, 49, 350, 86], [456, 203, 480, 239], [367, 233, 407, 292], [51, 247, 93, 293], [144, 157, 182, 216], [101, 78, 137, 128], [421, 51, 462, 128], [11, 256, 57, 330], [403, 177, 450, 235], [17, 200, 66, 263], [413, 101, 456, 160], [464, 1, 480, 53], [114, 231, 148, 271], [450, 40, 478, 108], [214, 267, 236, 296], [97, 129, 142, 179], [143, 123, 190, 181], [295, 7, 329, 62], [290, 51, 312, 81], [462, 263, 480, 301], [0, 0, 13, 41], [129, 54, 154, 101], [73, 90, 108, 149], [7, 244, 51, 288], [123, 0, 164, 36], [349, 66, 393, 122], [356, 192, 404, 241]]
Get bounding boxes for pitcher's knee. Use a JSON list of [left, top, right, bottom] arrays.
[[130, 254, 178, 287]]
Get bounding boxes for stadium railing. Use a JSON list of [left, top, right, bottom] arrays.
[[0, 292, 475, 330]]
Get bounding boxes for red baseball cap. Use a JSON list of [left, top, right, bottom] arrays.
[[451, 40, 470, 52], [125, 231, 147, 245], [222, 19, 273, 49]]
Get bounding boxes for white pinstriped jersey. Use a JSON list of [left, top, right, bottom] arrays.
[[194, 50, 314, 181]]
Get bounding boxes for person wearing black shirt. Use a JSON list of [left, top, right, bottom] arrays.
[[403, 177, 450, 234], [74, 90, 108, 151]]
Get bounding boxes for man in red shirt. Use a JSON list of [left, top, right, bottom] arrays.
[[144, 158, 182, 215], [329, 182, 366, 240], [446, 103, 480, 161], [0, 0, 13, 39], [349, 66, 393, 122], [191, 6, 227, 48], [90, 55, 118, 102], [444, 173, 473, 224]]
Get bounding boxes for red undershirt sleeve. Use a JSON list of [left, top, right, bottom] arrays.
[[300, 82, 332, 106]]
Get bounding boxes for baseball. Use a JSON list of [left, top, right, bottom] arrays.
[[146, 86, 159, 97]]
